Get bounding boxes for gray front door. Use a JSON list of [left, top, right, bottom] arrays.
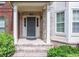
[[27, 17, 36, 38]]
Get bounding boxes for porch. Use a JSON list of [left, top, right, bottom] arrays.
[[12, 2, 51, 44], [17, 39, 46, 45]]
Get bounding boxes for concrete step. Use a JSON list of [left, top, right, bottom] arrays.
[[13, 51, 47, 57], [15, 44, 53, 52], [13, 44, 53, 57], [15, 44, 53, 46]]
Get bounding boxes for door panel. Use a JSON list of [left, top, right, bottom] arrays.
[[27, 17, 36, 37]]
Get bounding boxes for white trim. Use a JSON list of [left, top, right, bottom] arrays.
[[36, 16, 40, 38], [22, 15, 40, 38], [47, 5, 51, 44], [13, 5, 18, 44]]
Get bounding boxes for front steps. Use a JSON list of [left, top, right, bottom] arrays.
[[13, 44, 53, 57]]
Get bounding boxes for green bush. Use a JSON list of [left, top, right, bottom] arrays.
[[0, 32, 15, 57], [67, 54, 79, 57], [47, 45, 79, 57]]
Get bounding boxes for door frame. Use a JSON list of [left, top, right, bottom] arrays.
[[23, 15, 40, 38]]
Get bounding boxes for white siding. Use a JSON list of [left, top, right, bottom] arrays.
[[69, 2, 79, 8], [51, 2, 79, 44], [54, 2, 66, 12], [50, 2, 67, 42]]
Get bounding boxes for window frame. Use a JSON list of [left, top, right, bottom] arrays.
[[72, 9, 79, 33], [0, 16, 6, 33], [55, 11, 65, 34]]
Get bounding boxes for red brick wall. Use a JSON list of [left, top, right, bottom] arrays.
[[0, 2, 13, 34]]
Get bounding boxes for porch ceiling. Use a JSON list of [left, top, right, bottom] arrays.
[[12, 2, 49, 12], [18, 6, 44, 12], [13, 2, 49, 6]]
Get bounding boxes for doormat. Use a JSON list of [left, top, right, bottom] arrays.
[[26, 38, 36, 40]]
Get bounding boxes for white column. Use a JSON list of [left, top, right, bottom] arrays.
[[47, 5, 51, 44], [13, 4, 18, 44], [68, 3, 72, 43], [65, 2, 72, 43]]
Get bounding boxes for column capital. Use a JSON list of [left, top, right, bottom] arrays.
[[13, 4, 17, 11], [47, 3, 53, 12]]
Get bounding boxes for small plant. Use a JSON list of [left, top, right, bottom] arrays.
[[47, 45, 79, 57], [0, 32, 15, 57]]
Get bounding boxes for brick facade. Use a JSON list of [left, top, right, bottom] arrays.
[[0, 2, 13, 34]]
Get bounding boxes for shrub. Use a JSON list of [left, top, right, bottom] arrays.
[[47, 45, 79, 57], [67, 54, 79, 57], [0, 32, 15, 57]]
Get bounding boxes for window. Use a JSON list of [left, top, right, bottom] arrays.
[[0, 2, 5, 5], [56, 12, 64, 32], [73, 10, 79, 32], [0, 17, 5, 33]]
